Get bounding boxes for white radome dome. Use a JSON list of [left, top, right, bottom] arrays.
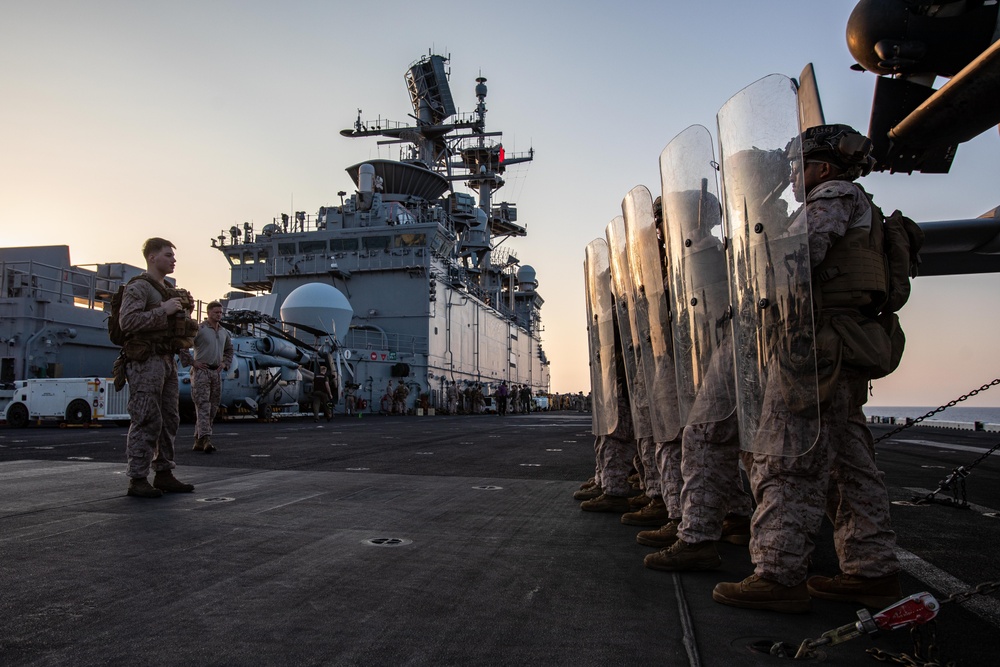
[[280, 283, 354, 343]]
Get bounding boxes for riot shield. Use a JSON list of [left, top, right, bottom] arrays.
[[717, 74, 820, 456], [622, 185, 681, 443], [658, 125, 735, 427], [606, 215, 652, 439], [584, 238, 618, 436]]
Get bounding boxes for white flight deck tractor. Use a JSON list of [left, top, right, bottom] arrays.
[[2, 377, 129, 428]]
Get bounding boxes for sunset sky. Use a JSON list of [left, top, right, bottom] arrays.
[[3, 1, 999, 406]]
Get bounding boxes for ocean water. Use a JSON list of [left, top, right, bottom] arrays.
[[864, 405, 1000, 425]]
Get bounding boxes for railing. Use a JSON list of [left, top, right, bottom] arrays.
[[345, 328, 428, 355], [1, 260, 116, 310], [270, 249, 429, 277]]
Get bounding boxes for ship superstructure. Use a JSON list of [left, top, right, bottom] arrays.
[[0, 245, 143, 385], [213, 54, 549, 411]]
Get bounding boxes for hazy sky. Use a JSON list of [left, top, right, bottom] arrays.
[[3, 1, 999, 406]]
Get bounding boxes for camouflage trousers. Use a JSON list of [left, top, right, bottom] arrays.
[[594, 391, 636, 495], [635, 436, 659, 497], [595, 434, 638, 496], [654, 437, 683, 518], [191, 367, 222, 439], [678, 412, 753, 543], [748, 368, 898, 587], [125, 354, 179, 478]]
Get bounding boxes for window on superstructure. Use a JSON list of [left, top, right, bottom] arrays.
[[227, 253, 242, 265], [362, 236, 392, 251], [277, 243, 297, 256], [300, 240, 327, 254], [331, 238, 359, 252], [395, 233, 426, 248]]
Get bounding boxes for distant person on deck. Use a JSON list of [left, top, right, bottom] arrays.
[[310, 364, 333, 422], [181, 301, 233, 453], [496, 381, 509, 416]]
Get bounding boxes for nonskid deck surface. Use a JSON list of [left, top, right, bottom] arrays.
[[1, 415, 997, 666]]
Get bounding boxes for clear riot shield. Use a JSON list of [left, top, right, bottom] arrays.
[[584, 239, 618, 436], [622, 185, 681, 443], [717, 74, 820, 456], [659, 125, 735, 427], [606, 216, 652, 439]]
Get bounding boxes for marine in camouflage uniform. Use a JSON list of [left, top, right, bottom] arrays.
[[584, 379, 636, 506], [393, 381, 410, 415], [472, 384, 484, 414], [120, 238, 197, 498], [310, 365, 334, 421], [641, 338, 753, 565], [179, 301, 233, 452], [580, 312, 638, 513], [714, 125, 900, 613], [345, 383, 359, 415]]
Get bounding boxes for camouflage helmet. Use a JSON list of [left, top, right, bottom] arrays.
[[789, 124, 875, 180]]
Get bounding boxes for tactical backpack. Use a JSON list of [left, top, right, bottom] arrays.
[[107, 275, 159, 346], [868, 194, 925, 378], [812, 185, 924, 382], [880, 207, 925, 314], [107, 275, 199, 349]]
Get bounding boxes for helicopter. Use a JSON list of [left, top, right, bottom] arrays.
[[846, 0, 1000, 175], [177, 282, 354, 421], [176, 310, 333, 421], [838, 0, 1000, 276]]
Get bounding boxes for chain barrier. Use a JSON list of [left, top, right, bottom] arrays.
[[868, 377, 1000, 507], [792, 382, 1000, 664], [873, 378, 1000, 445], [939, 579, 1000, 605], [791, 581, 1000, 663], [861, 580, 1000, 666], [912, 439, 1000, 508], [865, 623, 952, 666]]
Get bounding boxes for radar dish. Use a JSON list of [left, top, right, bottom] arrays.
[[346, 160, 449, 201]]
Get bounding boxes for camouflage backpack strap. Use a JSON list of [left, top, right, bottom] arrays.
[[135, 273, 172, 301], [134, 274, 198, 353]]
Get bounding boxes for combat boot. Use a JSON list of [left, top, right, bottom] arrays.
[[573, 484, 603, 501], [202, 436, 216, 453], [126, 477, 163, 498], [153, 470, 195, 493], [636, 519, 679, 548], [627, 492, 651, 510], [644, 539, 722, 572], [192, 436, 205, 452], [621, 496, 669, 526], [579, 493, 630, 513], [719, 514, 752, 545], [712, 574, 811, 614], [806, 572, 902, 608]]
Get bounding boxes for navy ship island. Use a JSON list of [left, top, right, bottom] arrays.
[[0, 53, 549, 424], [209, 53, 548, 416]]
